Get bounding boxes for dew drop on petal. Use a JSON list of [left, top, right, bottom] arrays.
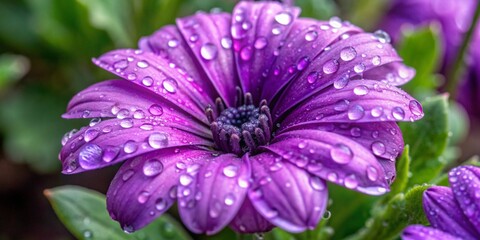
[[340, 47, 356, 61], [137, 61, 149, 68], [350, 127, 361, 137], [221, 37, 232, 49], [113, 60, 128, 70], [137, 191, 150, 204], [373, 30, 391, 43], [102, 147, 120, 162], [155, 198, 167, 211], [223, 164, 238, 178], [123, 140, 137, 154], [371, 106, 383, 118], [392, 107, 405, 120], [330, 143, 353, 164], [78, 143, 103, 169], [348, 104, 365, 120], [334, 99, 349, 111], [148, 104, 164, 116], [344, 175, 359, 189], [372, 55, 381, 66], [240, 46, 253, 61], [333, 74, 349, 89], [179, 174, 194, 186], [310, 176, 326, 191], [367, 166, 379, 181], [353, 85, 369, 96], [305, 30, 318, 41], [143, 158, 163, 177], [224, 193, 236, 206], [307, 71, 319, 84], [354, 63, 366, 73], [274, 12, 293, 25], [148, 132, 169, 149], [323, 59, 339, 74], [200, 43, 218, 60], [127, 73, 137, 80], [142, 76, 153, 87], [84, 129, 99, 142], [409, 100, 423, 116], [254, 37, 268, 49], [371, 141, 386, 156], [329, 16, 342, 28], [167, 39, 179, 48], [122, 170, 134, 181], [162, 78, 178, 93], [296, 56, 309, 70], [120, 119, 133, 129]]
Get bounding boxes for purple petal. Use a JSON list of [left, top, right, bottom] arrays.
[[229, 197, 274, 233], [422, 186, 478, 239], [177, 154, 251, 235], [402, 225, 462, 240], [261, 17, 362, 102], [449, 165, 480, 233], [247, 152, 328, 232], [60, 118, 212, 174], [270, 32, 415, 119], [93, 49, 209, 119], [63, 80, 209, 135], [138, 25, 220, 107], [265, 129, 390, 195], [176, 12, 239, 107], [231, 1, 300, 101], [277, 80, 423, 126], [106, 147, 212, 232]]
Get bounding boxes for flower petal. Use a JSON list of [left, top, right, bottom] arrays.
[[229, 197, 274, 233], [422, 186, 478, 239], [60, 118, 212, 174], [63, 80, 209, 135], [261, 17, 362, 102], [402, 225, 462, 240], [247, 152, 328, 232], [278, 80, 423, 125], [93, 49, 209, 120], [106, 147, 212, 232], [138, 25, 220, 107], [271, 32, 415, 119], [449, 166, 480, 233], [176, 12, 239, 106], [177, 153, 251, 235], [265, 129, 390, 195], [231, 1, 300, 101]]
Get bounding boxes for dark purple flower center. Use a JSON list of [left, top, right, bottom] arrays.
[[206, 88, 272, 156]]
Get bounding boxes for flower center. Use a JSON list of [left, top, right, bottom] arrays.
[[205, 88, 272, 155]]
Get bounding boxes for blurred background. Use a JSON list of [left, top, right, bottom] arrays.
[[0, 0, 478, 239]]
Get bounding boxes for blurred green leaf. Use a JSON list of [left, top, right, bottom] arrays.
[[296, 0, 338, 20], [397, 25, 442, 95], [348, 185, 429, 240], [383, 145, 410, 203], [45, 185, 191, 240], [0, 54, 29, 89], [338, 0, 388, 30], [447, 101, 469, 145], [399, 95, 450, 187]]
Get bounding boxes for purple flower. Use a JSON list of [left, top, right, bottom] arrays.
[[60, 1, 423, 235], [381, 0, 480, 117], [402, 165, 480, 240]]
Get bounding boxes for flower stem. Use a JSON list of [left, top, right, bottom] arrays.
[[446, 1, 480, 98]]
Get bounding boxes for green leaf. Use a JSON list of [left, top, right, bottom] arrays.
[[397, 25, 442, 94], [348, 185, 430, 240], [383, 145, 411, 203], [447, 101, 469, 145], [399, 95, 450, 187], [45, 185, 191, 240], [296, 0, 338, 20], [0, 54, 29, 90]]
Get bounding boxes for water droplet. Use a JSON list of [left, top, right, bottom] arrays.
[[137, 191, 150, 204], [327, 172, 338, 182], [224, 193, 236, 206], [240, 46, 253, 61], [310, 176, 325, 191], [89, 118, 101, 127], [179, 174, 194, 186], [353, 85, 369, 96], [116, 109, 130, 119], [371, 141, 386, 156], [113, 60, 128, 70], [323, 210, 331, 219], [156, 198, 167, 211], [148, 104, 164, 116], [348, 104, 365, 120], [392, 107, 405, 120], [133, 110, 145, 119], [307, 71, 319, 84], [409, 100, 422, 116], [334, 99, 349, 111], [329, 16, 342, 28], [83, 230, 93, 239], [220, 37, 232, 49], [323, 59, 339, 74], [238, 178, 250, 188], [344, 175, 358, 189], [120, 119, 133, 128], [143, 158, 163, 177], [78, 143, 103, 169], [296, 57, 309, 70], [84, 129, 99, 142], [373, 30, 391, 43], [223, 164, 238, 178], [330, 143, 353, 164], [371, 55, 381, 66], [254, 37, 268, 49], [305, 30, 318, 41], [275, 12, 293, 25], [137, 61, 149, 68], [167, 39, 179, 48], [122, 170, 134, 181], [354, 63, 366, 73], [148, 133, 169, 149], [141, 76, 153, 87], [102, 146, 120, 162], [200, 43, 218, 60], [371, 106, 383, 117], [367, 166, 378, 181], [162, 78, 178, 93], [127, 73, 137, 80], [123, 141, 137, 154], [350, 127, 361, 137], [189, 34, 199, 42], [231, 23, 247, 39], [333, 74, 349, 89], [340, 47, 356, 61]]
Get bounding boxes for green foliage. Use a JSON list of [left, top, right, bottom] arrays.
[[45, 185, 191, 240], [0, 54, 29, 90], [296, 0, 338, 20], [399, 95, 450, 187]]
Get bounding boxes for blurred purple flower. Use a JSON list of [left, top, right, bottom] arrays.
[[403, 165, 480, 240], [381, 0, 480, 117], [60, 1, 423, 235]]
